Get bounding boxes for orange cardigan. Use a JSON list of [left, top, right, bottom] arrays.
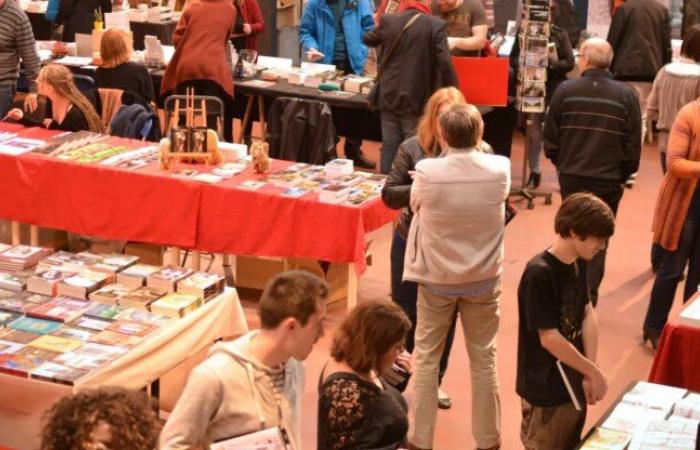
[[652, 100, 700, 250]]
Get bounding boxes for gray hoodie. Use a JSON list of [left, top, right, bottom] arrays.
[[159, 331, 304, 450]]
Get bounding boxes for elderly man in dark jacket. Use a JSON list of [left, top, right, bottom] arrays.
[[363, 1, 458, 173], [607, 0, 671, 186], [544, 38, 642, 306]]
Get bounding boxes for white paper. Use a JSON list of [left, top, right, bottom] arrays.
[[75, 33, 93, 57], [257, 56, 293, 70], [601, 402, 667, 435], [0, 138, 46, 155], [300, 61, 336, 76], [679, 297, 700, 328], [105, 11, 131, 32], [55, 56, 93, 67]]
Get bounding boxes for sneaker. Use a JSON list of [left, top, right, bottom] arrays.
[[437, 388, 452, 409], [624, 173, 637, 188]]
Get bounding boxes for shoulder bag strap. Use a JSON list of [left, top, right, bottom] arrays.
[[375, 12, 422, 83]]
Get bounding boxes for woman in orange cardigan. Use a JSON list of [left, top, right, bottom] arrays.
[[160, 0, 236, 141], [643, 100, 700, 348]]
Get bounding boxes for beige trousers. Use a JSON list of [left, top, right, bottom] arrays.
[[624, 81, 653, 144], [409, 285, 501, 449]]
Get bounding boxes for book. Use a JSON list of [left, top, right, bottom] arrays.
[[28, 334, 83, 353], [83, 303, 122, 321], [0, 329, 41, 344], [73, 316, 112, 331], [90, 253, 139, 274], [324, 158, 354, 178], [177, 272, 225, 301], [116, 264, 160, 289], [0, 270, 31, 292], [238, 180, 267, 190], [621, 381, 687, 415], [1, 345, 61, 376], [318, 183, 351, 204], [0, 245, 53, 271], [266, 170, 305, 188], [0, 137, 46, 155], [556, 360, 581, 411], [118, 286, 166, 311], [150, 293, 202, 318], [147, 265, 193, 293], [68, 342, 128, 360], [90, 330, 142, 348], [627, 418, 698, 450], [9, 316, 62, 335], [280, 187, 310, 198], [672, 393, 700, 421], [0, 290, 50, 314], [27, 268, 77, 296], [36, 250, 96, 273], [112, 308, 170, 327], [89, 283, 132, 305], [0, 339, 25, 354], [51, 326, 95, 342], [0, 310, 22, 327], [26, 297, 93, 323], [579, 428, 631, 449], [30, 362, 88, 385], [58, 270, 113, 299], [107, 320, 158, 337], [601, 401, 667, 435]]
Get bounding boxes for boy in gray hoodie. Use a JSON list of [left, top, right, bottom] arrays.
[[160, 270, 329, 450]]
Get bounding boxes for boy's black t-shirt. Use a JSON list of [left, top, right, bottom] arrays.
[[516, 250, 590, 407]]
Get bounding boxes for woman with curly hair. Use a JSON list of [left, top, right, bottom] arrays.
[[317, 301, 411, 450], [40, 386, 159, 450]]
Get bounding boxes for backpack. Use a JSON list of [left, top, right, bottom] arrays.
[[110, 104, 162, 142]]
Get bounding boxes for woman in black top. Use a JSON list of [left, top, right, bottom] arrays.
[[318, 301, 411, 450], [56, 0, 111, 42], [8, 64, 103, 133], [95, 28, 155, 106]]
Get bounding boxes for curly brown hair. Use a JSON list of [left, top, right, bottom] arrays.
[[40, 386, 159, 450]]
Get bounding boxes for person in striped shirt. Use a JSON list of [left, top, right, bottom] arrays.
[[0, 0, 40, 118]]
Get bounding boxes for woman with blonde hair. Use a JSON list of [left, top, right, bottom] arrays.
[[8, 64, 103, 133], [317, 301, 412, 450], [95, 28, 154, 105], [380, 86, 468, 410]]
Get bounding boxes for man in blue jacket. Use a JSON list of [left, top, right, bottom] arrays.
[[299, 0, 376, 169]]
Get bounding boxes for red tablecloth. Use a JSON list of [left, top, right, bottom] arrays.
[[0, 124, 398, 272], [648, 294, 700, 391]]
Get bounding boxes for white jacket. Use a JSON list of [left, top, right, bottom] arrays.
[[403, 148, 511, 286], [159, 331, 304, 450]]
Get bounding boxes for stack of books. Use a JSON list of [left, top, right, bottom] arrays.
[[147, 265, 193, 292], [118, 286, 166, 311], [150, 293, 201, 318], [57, 270, 113, 299], [177, 272, 225, 301], [0, 246, 53, 272], [116, 264, 160, 289]]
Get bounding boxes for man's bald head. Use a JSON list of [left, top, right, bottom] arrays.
[[579, 38, 614, 70]]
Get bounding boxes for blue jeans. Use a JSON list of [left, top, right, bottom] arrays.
[[380, 110, 419, 174], [391, 229, 456, 389], [0, 84, 16, 118], [644, 187, 700, 333]]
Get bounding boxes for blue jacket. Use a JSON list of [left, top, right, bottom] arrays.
[[299, 0, 374, 75]]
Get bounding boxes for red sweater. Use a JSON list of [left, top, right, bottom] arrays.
[[160, 0, 236, 98], [236, 0, 265, 50]]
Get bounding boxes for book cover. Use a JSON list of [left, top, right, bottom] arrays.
[[112, 308, 170, 326], [147, 265, 193, 292], [0, 245, 46, 262], [0, 271, 31, 292], [37, 251, 91, 272], [83, 303, 122, 321], [0, 329, 41, 344], [28, 334, 83, 353], [580, 428, 631, 449], [0, 339, 25, 354], [238, 180, 267, 190], [119, 286, 166, 311], [55, 351, 113, 371], [90, 330, 142, 348], [9, 316, 62, 335], [0, 353, 42, 377], [177, 272, 225, 301], [91, 253, 139, 274], [107, 320, 158, 337], [280, 187, 310, 198], [30, 362, 87, 385], [27, 269, 77, 296], [26, 297, 93, 323], [51, 326, 95, 342], [116, 264, 160, 289], [58, 270, 112, 299], [150, 293, 201, 318], [89, 283, 131, 305], [0, 309, 22, 326], [69, 342, 128, 359], [74, 316, 112, 331]]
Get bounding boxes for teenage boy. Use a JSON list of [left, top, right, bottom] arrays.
[[516, 193, 614, 450], [160, 270, 328, 450]]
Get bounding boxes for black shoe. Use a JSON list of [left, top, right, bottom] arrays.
[[643, 328, 661, 350], [526, 172, 541, 188]]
